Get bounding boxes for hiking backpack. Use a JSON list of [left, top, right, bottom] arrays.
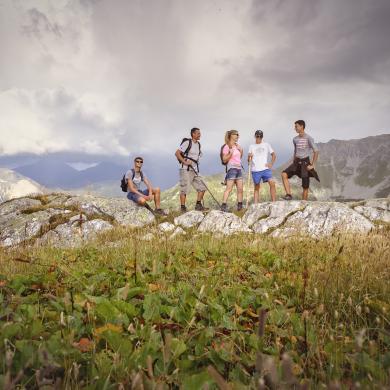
[[177, 138, 201, 168], [120, 169, 144, 192], [220, 144, 228, 166]]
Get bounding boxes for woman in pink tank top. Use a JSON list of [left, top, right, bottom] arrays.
[[220, 130, 244, 212]]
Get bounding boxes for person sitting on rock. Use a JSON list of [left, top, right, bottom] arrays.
[[126, 157, 165, 215], [220, 130, 244, 212], [248, 130, 277, 203], [281, 120, 320, 201]]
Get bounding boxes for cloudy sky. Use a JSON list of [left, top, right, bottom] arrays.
[[1, 0, 389, 158]]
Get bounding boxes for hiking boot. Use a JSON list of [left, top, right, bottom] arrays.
[[195, 202, 209, 211], [220, 203, 228, 212], [282, 194, 293, 201], [237, 202, 243, 211], [180, 205, 187, 213], [154, 208, 166, 216]]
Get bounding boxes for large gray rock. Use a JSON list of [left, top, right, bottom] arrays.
[[243, 201, 305, 233], [272, 202, 374, 238], [0, 197, 42, 218], [158, 222, 176, 233], [37, 219, 113, 248], [174, 210, 205, 228], [64, 195, 155, 227], [0, 208, 72, 247], [198, 210, 251, 235], [354, 198, 390, 223]]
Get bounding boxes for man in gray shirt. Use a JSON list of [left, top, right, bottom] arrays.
[[282, 120, 320, 200], [175, 128, 207, 212]]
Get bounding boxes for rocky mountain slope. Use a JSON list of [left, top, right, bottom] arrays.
[[314, 133, 390, 199], [1, 193, 388, 248], [0, 168, 45, 203]]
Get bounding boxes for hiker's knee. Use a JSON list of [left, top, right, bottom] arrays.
[[154, 187, 160, 194], [138, 197, 146, 205], [269, 181, 276, 188], [281, 172, 288, 179]]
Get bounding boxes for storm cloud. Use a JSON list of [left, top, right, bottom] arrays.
[[0, 0, 389, 157]]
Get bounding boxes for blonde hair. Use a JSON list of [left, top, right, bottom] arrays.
[[224, 130, 238, 144]]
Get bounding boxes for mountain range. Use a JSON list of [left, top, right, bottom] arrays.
[[0, 134, 389, 203], [0, 168, 45, 203]]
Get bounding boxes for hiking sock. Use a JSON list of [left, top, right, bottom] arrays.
[[181, 204, 187, 212], [237, 202, 243, 211]]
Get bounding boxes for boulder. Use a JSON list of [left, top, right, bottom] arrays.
[[158, 222, 176, 233], [37, 219, 113, 248], [243, 201, 305, 233], [64, 195, 155, 227], [354, 198, 390, 223], [174, 210, 205, 228], [0, 208, 73, 247], [198, 210, 251, 235], [272, 202, 374, 238]]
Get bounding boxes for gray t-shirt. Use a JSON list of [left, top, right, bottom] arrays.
[[179, 139, 202, 171], [126, 170, 147, 191], [293, 133, 318, 159]]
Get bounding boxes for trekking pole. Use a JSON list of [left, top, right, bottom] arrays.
[[245, 158, 252, 209], [189, 165, 221, 208]]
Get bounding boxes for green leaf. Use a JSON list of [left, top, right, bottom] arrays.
[[171, 338, 187, 359], [143, 294, 161, 322], [182, 371, 212, 390]]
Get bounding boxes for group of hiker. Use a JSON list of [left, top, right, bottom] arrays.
[[123, 120, 320, 214]]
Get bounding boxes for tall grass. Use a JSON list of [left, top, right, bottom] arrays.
[[0, 226, 389, 388]]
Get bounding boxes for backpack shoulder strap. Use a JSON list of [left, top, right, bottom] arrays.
[[131, 168, 135, 180]]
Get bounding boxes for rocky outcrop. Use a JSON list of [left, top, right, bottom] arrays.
[[0, 194, 155, 248], [0, 194, 388, 247], [198, 210, 251, 235]]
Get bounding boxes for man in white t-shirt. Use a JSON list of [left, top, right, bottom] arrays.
[[248, 130, 276, 202]]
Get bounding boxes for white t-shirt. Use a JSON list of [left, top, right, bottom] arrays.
[[248, 142, 274, 172]]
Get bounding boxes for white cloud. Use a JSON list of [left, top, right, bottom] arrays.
[[0, 0, 389, 157]]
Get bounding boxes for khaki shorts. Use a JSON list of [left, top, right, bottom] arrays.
[[179, 168, 207, 195]]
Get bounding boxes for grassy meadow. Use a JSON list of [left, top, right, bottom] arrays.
[[0, 224, 389, 389]]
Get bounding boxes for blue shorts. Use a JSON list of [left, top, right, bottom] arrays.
[[127, 189, 149, 203], [226, 168, 243, 181], [252, 169, 273, 185]]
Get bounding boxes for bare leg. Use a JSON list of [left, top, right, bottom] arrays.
[[180, 193, 186, 207], [197, 191, 205, 202], [302, 188, 309, 200], [152, 187, 161, 208], [236, 179, 243, 203], [282, 172, 291, 195], [254, 183, 261, 203], [268, 180, 276, 202], [223, 180, 235, 203]]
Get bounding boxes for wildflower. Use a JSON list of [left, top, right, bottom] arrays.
[[314, 287, 319, 298], [334, 310, 339, 319], [356, 306, 362, 315], [375, 316, 380, 325], [365, 306, 370, 314], [347, 296, 352, 306]]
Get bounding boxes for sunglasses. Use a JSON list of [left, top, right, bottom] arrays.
[[135, 160, 143, 164]]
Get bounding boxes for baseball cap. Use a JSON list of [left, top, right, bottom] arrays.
[[255, 130, 263, 137]]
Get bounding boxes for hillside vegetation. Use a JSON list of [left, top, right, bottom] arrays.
[[0, 226, 389, 388]]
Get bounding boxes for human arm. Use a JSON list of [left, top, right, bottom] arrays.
[[127, 179, 149, 198], [266, 152, 276, 168], [142, 177, 154, 201], [222, 144, 233, 164], [307, 136, 319, 170], [175, 149, 192, 166]]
